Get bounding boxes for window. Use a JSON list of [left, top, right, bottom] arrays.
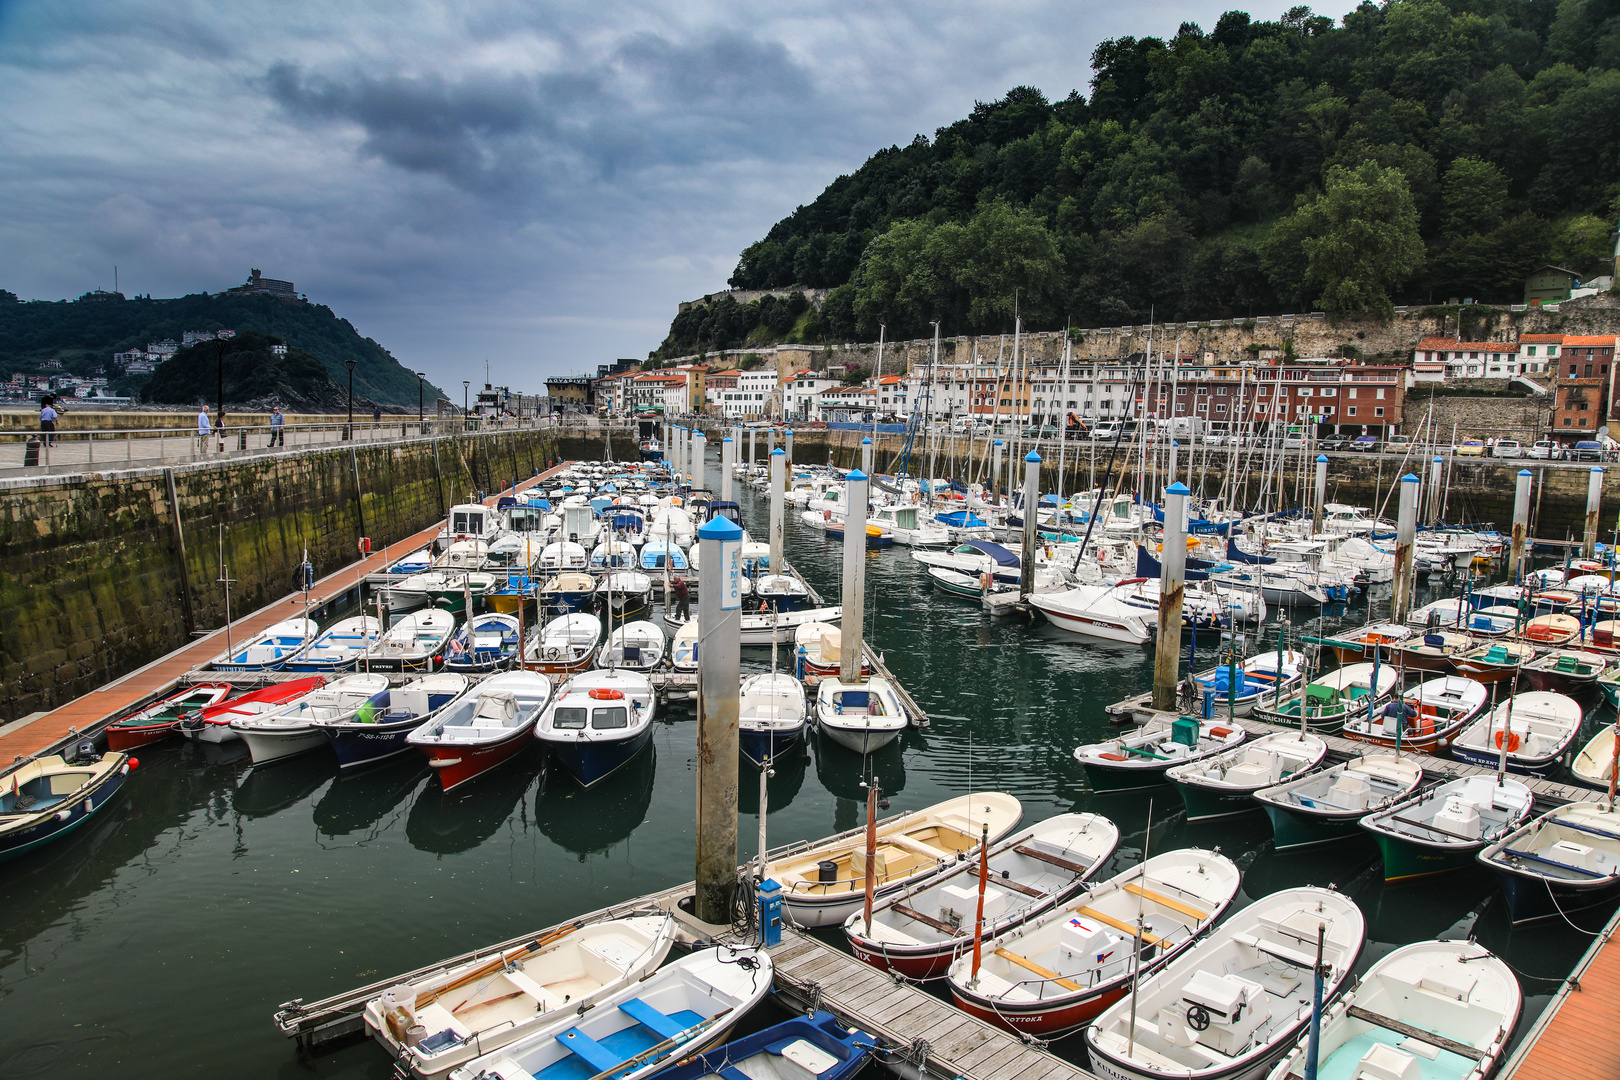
[[1571, 365, 1579, 376], [592, 707, 628, 730], [1347, 407, 1357, 417], [1197, 386, 1209, 395], [1257, 404, 1269, 413], [1565, 417, 1573, 426], [1215, 404, 1226, 413], [1527, 346, 1538, 356], [1586, 364, 1594, 376], [1216, 387, 1227, 396], [554, 707, 588, 730], [1551, 346, 1560, 356], [1323, 406, 1335, 415], [1376, 389, 1386, 399], [1374, 407, 1384, 417], [1177, 386, 1187, 395], [1348, 388, 1357, 398]]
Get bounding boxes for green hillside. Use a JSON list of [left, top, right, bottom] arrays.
[[140, 331, 350, 410], [658, 0, 1620, 357], [0, 288, 444, 407]]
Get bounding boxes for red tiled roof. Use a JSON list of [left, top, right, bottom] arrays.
[[1415, 337, 1516, 352], [1563, 335, 1619, 347], [1520, 334, 1564, 343]]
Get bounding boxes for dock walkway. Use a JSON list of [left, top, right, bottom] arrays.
[[1501, 904, 1620, 1080], [0, 464, 565, 766]]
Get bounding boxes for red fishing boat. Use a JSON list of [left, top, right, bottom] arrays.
[[406, 671, 552, 792], [176, 676, 327, 744], [106, 682, 234, 750]]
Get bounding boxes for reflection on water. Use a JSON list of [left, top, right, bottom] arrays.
[[407, 748, 542, 855], [736, 743, 807, 817], [536, 744, 657, 857], [0, 471, 1613, 1078]]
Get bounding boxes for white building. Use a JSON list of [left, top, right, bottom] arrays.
[[782, 370, 840, 420]]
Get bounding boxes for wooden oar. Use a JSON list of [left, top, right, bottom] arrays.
[[580, 1007, 732, 1080], [415, 921, 582, 1008]]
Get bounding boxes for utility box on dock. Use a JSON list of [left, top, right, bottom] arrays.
[[758, 878, 783, 947]]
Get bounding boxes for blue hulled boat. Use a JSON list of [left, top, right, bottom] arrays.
[[316, 673, 473, 769], [646, 1011, 875, 1080]]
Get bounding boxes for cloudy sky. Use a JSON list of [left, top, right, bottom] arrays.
[[0, 0, 1354, 393]]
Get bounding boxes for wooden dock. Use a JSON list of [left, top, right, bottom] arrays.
[[1501, 903, 1620, 1080], [769, 929, 1092, 1080]]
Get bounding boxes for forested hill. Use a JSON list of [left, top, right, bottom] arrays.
[[0, 289, 444, 406], [658, 0, 1620, 357]]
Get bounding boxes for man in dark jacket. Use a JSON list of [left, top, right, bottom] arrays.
[[670, 576, 690, 621]]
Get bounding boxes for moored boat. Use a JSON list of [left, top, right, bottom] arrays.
[[1448, 691, 1582, 775], [1452, 639, 1535, 684], [595, 571, 652, 617], [534, 669, 657, 787], [442, 613, 522, 673], [1166, 731, 1328, 821], [368, 610, 457, 672], [1388, 629, 1474, 673], [1478, 799, 1620, 922], [0, 746, 137, 863], [524, 612, 600, 675], [209, 616, 319, 671], [948, 848, 1241, 1037], [407, 671, 553, 792], [1254, 753, 1424, 851], [1342, 675, 1486, 753], [1075, 716, 1246, 791], [317, 673, 472, 770], [1188, 650, 1307, 718], [738, 672, 808, 766], [1083, 885, 1365, 1080], [177, 675, 327, 744], [231, 672, 392, 764], [1252, 662, 1399, 734], [793, 621, 869, 685], [538, 571, 596, 615], [1265, 940, 1521, 1080], [597, 620, 665, 673], [1361, 774, 1535, 881], [105, 682, 234, 750], [1328, 622, 1413, 665], [283, 616, 383, 673], [645, 1010, 876, 1080], [814, 677, 908, 754], [766, 791, 1022, 928], [1571, 721, 1618, 788], [845, 812, 1119, 979], [1521, 612, 1580, 646], [1521, 648, 1611, 694]]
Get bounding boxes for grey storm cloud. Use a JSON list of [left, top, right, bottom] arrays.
[[264, 31, 817, 194]]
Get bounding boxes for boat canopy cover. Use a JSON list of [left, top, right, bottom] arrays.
[[707, 501, 744, 527], [1226, 536, 1276, 565], [938, 510, 990, 529], [961, 540, 1019, 566], [609, 509, 646, 530], [1134, 545, 1210, 581]]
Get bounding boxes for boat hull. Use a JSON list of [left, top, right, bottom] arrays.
[[1489, 862, 1620, 923], [546, 724, 654, 788], [237, 727, 329, 765], [739, 724, 803, 766], [1261, 803, 1369, 852], [1081, 759, 1171, 790], [422, 727, 534, 793], [1521, 668, 1601, 695], [1450, 744, 1562, 776], [1369, 830, 1481, 882], [0, 763, 128, 864], [817, 722, 903, 755], [106, 721, 184, 751], [540, 591, 593, 615], [952, 982, 1127, 1037], [1171, 779, 1265, 821], [323, 724, 423, 769]]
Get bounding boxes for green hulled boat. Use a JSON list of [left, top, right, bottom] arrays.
[[1165, 731, 1327, 821], [1254, 754, 1424, 851], [1360, 774, 1534, 881]]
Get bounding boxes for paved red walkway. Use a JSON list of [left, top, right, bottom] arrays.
[[1, 465, 567, 763], [1507, 905, 1620, 1080]]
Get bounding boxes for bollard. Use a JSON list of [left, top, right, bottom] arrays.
[[24, 438, 41, 467], [1153, 482, 1190, 711], [694, 513, 743, 924], [1392, 474, 1419, 623]]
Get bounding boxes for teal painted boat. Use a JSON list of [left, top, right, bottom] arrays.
[[1361, 774, 1534, 882], [1165, 731, 1327, 821], [1074, 716, 1246, 791], [1254, 754, 1424, 851]]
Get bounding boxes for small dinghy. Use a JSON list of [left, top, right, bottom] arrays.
[[1252, 662, 1399, 734], [1075, 716, 1247, 791], [1522, 612, 1580, 646], [1522, 648, 1611, 694], [1362, 775, 1535, 881], [669, 619, 699, 674], [846, 812, 1119, 980], [1084, 886, 1365, 1080], [1571, 722, 1618, 788], [442, 613, 522, 673], [793, 622, 869, 685], [317, 673, 472, 770], [454, 944, 772, 1080], [1167, 731, 1328, 822], [755, 573, 812, 611], [1478, 800, 1620, 922], [368, 610, 458, 672], [0, 746, 136, 863], [814, 677, 908, 754], [1329, 622, 1414, 665], [1452, 639, 1535, 684], [210, 616, 319, 671], [1266, 940, 1520, 1080], [283, 616, 383, 672], [948, 848, 1241, 1037], [538, 571, 596, 615], [1254, 754, 1423, 851], [646, 1010, 876, 1080], [534, 669, 657, 787], [105, 682, 233, 750], [1343, 675, 1486, 753], [1449, 691, 1583, 775], [232, 672, 392, 764], [525, 612, 600, 675], [366, 913, 677, 1080], [538, 541, 589, 573], [767, 792, 1023, 928], [178, 675, 326, 744], [1189, 650, 1307, 718], [1389, 629, 1475, 673], [738, 672, 808, 765], [595, 571, 652, 617], [407, 671, 553, 792], [597, 620, 665, 674]]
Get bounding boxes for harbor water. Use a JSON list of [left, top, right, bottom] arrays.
[[0, 468, 1610, 1078]]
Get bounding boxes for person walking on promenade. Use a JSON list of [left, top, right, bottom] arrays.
[[38, 398, 58, 446], [270, 407, 285, 447], [197, 409, 212, 455], [670, 576, 691, 622]]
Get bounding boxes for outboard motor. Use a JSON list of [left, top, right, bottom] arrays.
[[72, 739, 101, 764]]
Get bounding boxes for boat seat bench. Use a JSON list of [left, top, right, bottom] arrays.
[[1123, 883, 1207, 921], [1014, 844, 1090, 874], [993, 949, 1081, 991], [618, 997, 685, 1040], [1072, 906, 1167, 948], [556, 1027, 622, 1073]]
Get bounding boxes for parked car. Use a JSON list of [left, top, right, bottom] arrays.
[[1348, 435, 1380, 452], [1572, 440, 1605, 461], [1385, 435, 1411, 449], [1527, 439, 1563, 460], [1022, 425, 1061, 439], [1317, 435, 1349, 452], [1455, 439, 1486, 457], [1493, 439, 1523, 458]]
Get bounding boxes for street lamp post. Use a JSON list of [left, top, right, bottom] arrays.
[[344, 358, 357, 440], [463, 380, 470, 430], [417, 372, 425, 431]]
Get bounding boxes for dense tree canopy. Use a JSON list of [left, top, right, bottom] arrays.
[[657, 0, 1620, 356]]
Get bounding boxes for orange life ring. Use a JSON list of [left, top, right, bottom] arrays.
[[588, 688, 625, 700], [1495, 730, 1522, 752], [824, 509, 831, 521]]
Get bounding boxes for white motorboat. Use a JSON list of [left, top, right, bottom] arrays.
[[1343, 675, 1486, 754], [664, 606, 844, 646], [1572, 722, 1618, 788], [230, 672, 391, 764], [535, 669, 657, 787], [870, 503, 950, 546], [948, 848, 1242, 1038], [284, 615, 383, 672], [767, 792, 1023, 928], [1187, 650, 1307, 717], [589, 538, 637, 570], [1266, 940, 1521, 1080], [366, 914, 678, 1080], [1029, 584, 1153, 644], [815, 677, 908, 753], [1075, 716, 1247, 791], [1254, 754, 1424, 851], [598, 620, 665, 673], [1166, 731, 1328, 821], [1085, 886, 1366, 1080], [450, 944, 772, 1080], [738, 672, 807, 765], [210, 616, 319, 671], [596, 570, 653, 617], [1449, 691, 1583, 775], [406, 671, 554, 792], [434, 539, 490, 570], [368, 610, 457, 671], [316, 672, 473, 769], [669, 619, 699, 673], [1479, 799, 1620, 922], [538, 541, 589, 572]]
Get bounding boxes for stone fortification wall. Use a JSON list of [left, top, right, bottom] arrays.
[[0, 428, 629, 722]]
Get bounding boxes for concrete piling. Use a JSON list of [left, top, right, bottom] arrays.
[[1313, 454, 1328, 534], [769, 448, 785, 576], [694, 513, 743, 924], [1393, 473, 1419, 623], [1020, 451, 1040, 598], [839, 469, 870, 684], [992, 440, 1003, 504], [1510, 469, 1532, 581], [861, 436, 873, 476], [693, 431, 707, 491], [721, 435, 734, 503], [1153, 481, 1190, 711], [1585, 467, 1604, 558], [1426, 456, 1443, 526]]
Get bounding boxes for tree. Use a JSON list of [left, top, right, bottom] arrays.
[[1442, 156, 1509, 237], [1264, 162, 1425, 319]]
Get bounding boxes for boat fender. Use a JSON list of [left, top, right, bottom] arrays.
[[588, 688, 625, 700], [1495, 730, 1522, 752], [55, 809, 71, 821]]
